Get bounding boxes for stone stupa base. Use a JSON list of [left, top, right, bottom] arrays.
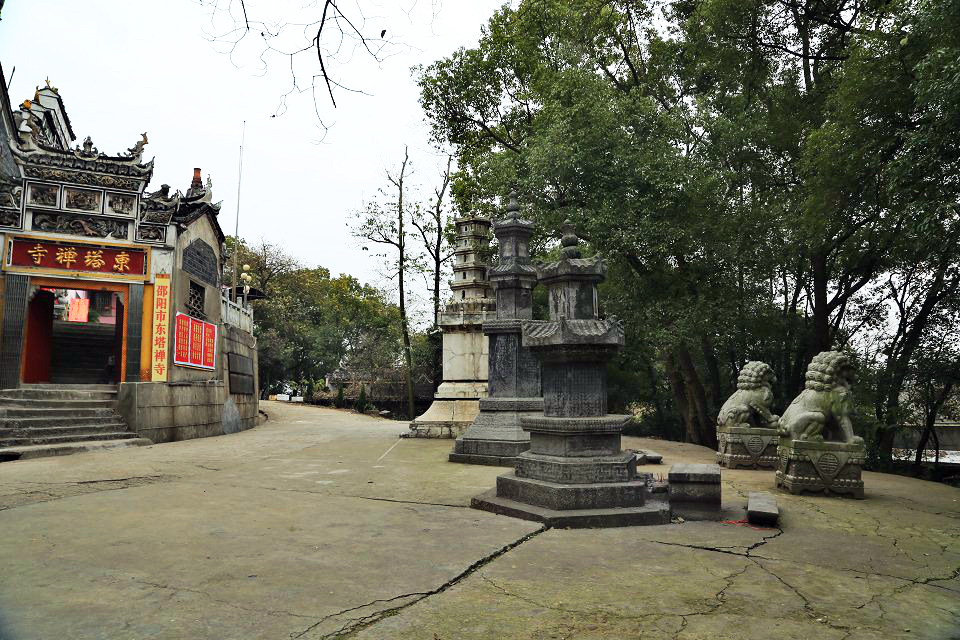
[[448, 397, 541, 466], [776, 439, 865, 498], [471, 484, 669, 528], [716, 425, 779, 469], [406, 398, 480, 439]]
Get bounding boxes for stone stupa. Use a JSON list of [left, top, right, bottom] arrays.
[[472, 223, 669, 527], [449, 193, 542, 465]]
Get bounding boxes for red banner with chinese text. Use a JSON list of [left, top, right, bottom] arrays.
[[174, 314, 191, 364], [151, 273, 171, 381], [8, 238, 147, 276], [173, 312, 217, 371]]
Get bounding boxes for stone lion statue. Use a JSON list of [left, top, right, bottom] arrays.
[[716, 361, 779, 430], [779, 351, 863, 444]]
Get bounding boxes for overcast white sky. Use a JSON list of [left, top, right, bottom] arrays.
[[0, 0, 505, 323]]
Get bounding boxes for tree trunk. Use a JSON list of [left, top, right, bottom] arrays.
[[395, 146, 416, 421], [677, 346, 717, 448], [877, 266, 953, 462], [664, 352, 696, 443], [700, 335, 725, 417], [811, 251, 831, 352]]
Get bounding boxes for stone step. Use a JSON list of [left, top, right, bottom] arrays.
[[747, 491, 779, 526], [20, 384, 117, 391], [0, 415, 122, 428], [0, 422, 129, 438], [0, 398, 115, 409], [0, 388, 117, 401], [0, 407, 117, 418], [0, 431, 139, 447], [0, 438, 151, 462]]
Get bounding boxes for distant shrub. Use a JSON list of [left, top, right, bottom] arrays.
[[355, 385, 368, 413]]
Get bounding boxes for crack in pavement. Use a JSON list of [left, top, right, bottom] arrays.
[[196, 481, 470, 509], [291, 525, 549, 639], [338, 495, 469, 509], [130, 578, 318, 620], [0, 475, 177, 511]]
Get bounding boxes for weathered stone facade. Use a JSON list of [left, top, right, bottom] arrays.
[[450, 194, 541, 465]]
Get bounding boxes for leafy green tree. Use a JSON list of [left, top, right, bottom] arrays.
[[417, 0, 960, 455]]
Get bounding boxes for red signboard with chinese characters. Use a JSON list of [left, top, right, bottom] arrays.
[[173, 312, 217, 371], [8, 238, 147, 276], [151, 273, 171, 381]]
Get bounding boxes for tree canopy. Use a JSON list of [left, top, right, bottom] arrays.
[[418, 0, 960, 462]]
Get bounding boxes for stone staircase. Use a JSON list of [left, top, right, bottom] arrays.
[[0, 385, 150, 462], [51, 321, 118, 384]]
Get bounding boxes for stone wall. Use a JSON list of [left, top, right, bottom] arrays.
[[116, 379, 227, 443], [221, 324, 258, 434], [116, 323, 259, 443]]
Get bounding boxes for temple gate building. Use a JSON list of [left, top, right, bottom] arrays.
[[0, 67, 258, 459]]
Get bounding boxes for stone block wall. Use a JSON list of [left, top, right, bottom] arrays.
[[116, 380, 226, 443], [221, 324, 258, 434], [116, 324, 259, 443]]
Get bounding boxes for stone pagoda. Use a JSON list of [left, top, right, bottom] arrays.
[[408, 213, 495, 438], [449, 193, 541, 466], [472, 223, 669, 527]]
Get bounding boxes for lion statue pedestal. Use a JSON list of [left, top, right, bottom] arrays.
[[775, 351, 865, 498], [716, 361, 779, 469]]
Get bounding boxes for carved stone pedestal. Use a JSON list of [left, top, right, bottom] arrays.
[[776, 439, 865, 498], [716, 426, 779, 469], [449, 397, 541, 465]]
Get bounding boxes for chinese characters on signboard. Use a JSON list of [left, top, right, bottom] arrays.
[[151, 273, 171, 381], [8, 238, 146, 276], [173, 312, 217, 370]]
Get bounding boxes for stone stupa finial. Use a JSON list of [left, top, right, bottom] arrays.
[[505, 191, 520, 220], [561, 220, 581, 259]]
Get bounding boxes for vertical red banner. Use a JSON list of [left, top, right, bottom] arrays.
[[202, 323, 217, 369], [189, 317, 204, 366], [174, 314, 191, 364], [173, 312, 218, 371]]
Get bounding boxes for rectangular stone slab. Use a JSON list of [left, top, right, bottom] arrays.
[[638, 450, 662, 464], [668, 463, 721, 484], [747, 491, 779, 526]]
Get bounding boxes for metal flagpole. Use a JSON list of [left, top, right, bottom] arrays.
[[231, 120, 246, 302]]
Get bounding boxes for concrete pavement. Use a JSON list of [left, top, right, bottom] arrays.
[[0, 401, 957, 639]]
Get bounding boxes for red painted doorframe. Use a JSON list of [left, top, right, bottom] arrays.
[[19, 278, 130, 384], [22, 290, 54, 383]]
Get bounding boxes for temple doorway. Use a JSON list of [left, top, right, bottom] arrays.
[[23, 284, 126, 384]]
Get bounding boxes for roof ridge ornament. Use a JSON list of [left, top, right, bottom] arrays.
[[123, 132, 148, 161], [74, 136, 100, 159]]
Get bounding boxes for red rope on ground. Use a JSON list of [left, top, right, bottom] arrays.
[[722, 519, 778, 531]]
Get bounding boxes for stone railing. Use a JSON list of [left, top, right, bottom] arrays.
[[221, 295, 253, 333]]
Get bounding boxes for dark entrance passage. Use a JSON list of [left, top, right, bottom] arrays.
[[23, 287, 125, 384]]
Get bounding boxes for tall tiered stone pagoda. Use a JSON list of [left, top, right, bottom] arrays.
[[408, 213, 495, 437]]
